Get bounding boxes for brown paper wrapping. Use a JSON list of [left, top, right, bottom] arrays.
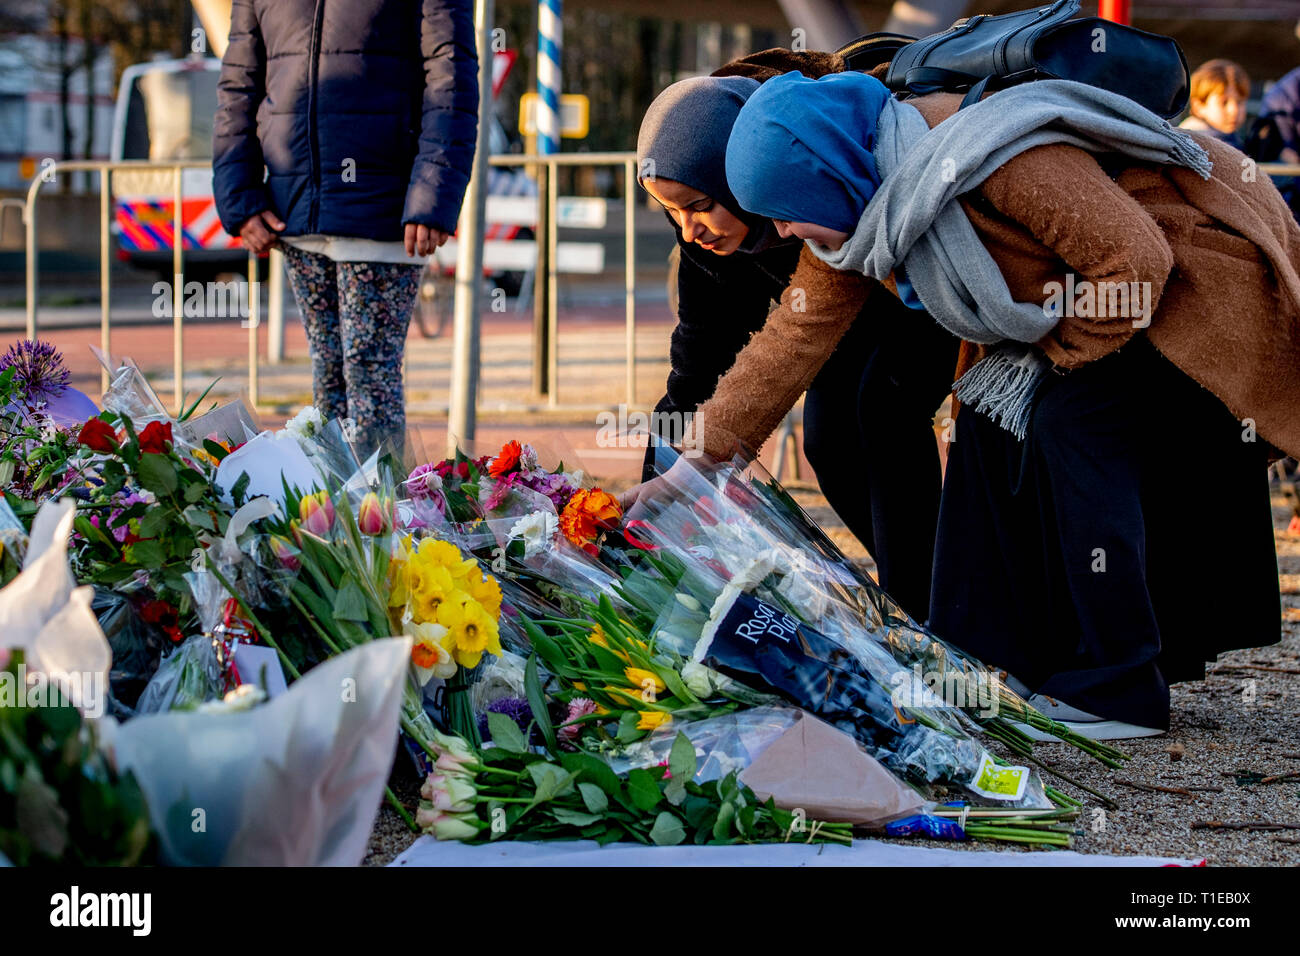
[[739, 710, 926, 827]]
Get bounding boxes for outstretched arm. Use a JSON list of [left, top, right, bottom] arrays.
[[690, 246, 873, 460]]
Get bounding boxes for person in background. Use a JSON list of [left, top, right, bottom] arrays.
[[213, 0, 479, 450], [1179, 58, 1249, 149]]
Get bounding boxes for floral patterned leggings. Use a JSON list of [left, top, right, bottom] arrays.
[[280, 243, 422, 449]]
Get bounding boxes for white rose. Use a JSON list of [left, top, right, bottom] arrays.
[[680, 661, 716, 698], [195, 683, 268, 714]]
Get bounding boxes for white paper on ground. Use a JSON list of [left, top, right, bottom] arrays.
[[390, 836, 1203, 868], [213, 429, 320, 506], [230, 643, 288, 698], [112, 637, 411, 866]]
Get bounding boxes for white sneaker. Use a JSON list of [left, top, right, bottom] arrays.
[[1012, 693, 1165, 741]]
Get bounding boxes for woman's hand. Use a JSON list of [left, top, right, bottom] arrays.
[[405, 223, 451, 258], [238, 211, 286, 254]]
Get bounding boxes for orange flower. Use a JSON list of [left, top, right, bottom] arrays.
[[488, 440, 522, 478], [559, 487, 623, 553], [570, 488, 622, 524]]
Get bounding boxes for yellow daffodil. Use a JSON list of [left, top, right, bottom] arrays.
[[415, 538, 480, 581], [437, 597, 502, 669], [466, 571, 502, 618]]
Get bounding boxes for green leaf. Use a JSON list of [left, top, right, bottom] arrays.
[[525, 763, 576, 805], [134, 452, 178, 496], [332, 577, 370, 622], [626, 768, 662, 812], [124, 538, 166, 567], [712, 800, 736, 842], [230, 470, 250, 507], [558, 751, 622, 794], [649, 811, 686, 846], [551, 806, 603, 827], [657, 665, 698, 705], [616, 710, 643, 743], [524, 653, 557, 752], [202, 438, 230, 463], [136, 507, 172, 539], [668, 732, 697, 782], [183, 479, 207, 503], [577, 781, 609, 814], [486, 711, 529, 754], [180, 378, 221, 420]]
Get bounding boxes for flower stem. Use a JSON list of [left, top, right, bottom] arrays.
[[386, 787, 418, 833]]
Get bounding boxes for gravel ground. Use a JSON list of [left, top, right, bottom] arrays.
[[362, 482, 1300, 867]]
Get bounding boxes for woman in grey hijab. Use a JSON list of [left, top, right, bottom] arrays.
[[631, 55, 960, 623]]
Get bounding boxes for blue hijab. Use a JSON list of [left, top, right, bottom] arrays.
[[725, 71, 893, 233]]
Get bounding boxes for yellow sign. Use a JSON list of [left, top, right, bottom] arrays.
[[519, 93, 589, 139]]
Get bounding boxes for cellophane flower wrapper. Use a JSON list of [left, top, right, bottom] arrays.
[[133, 634, 224, 714], [108, 637, 411, 866], [100, 361, 169, 426], [624, 453, 1045, 805], [726, 452, 1035, 724], [606, 705, 800, 779]]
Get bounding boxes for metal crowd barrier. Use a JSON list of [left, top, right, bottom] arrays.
[[16, 155, 1300, 425], [486, 151, 640, 409]]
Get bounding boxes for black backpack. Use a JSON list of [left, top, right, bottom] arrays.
[[836, 0, 1189, 119]]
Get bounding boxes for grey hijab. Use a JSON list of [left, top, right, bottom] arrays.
[[637, 76, 784, 255]]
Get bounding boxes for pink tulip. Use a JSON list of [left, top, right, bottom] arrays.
[[357, 491, 392, 536], [298, 491, 334, 537], [269, 534, 300, 571]]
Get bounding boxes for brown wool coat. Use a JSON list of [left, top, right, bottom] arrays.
[[693, 91, 1300, 460]]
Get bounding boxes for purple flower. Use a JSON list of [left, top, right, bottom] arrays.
[[520, 470, 578, 511], [1, 340, 70, 406], [477, 696, 535, 741]]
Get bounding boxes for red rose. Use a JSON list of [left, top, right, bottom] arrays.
[[139, 599, 177, 626], [138, 420, 173, 454], [78, 417, 119, 453], [454, 461, 470, 480]]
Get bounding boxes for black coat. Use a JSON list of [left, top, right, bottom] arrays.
[[642, 219, 802, 480], [213, 0, 478, 240]]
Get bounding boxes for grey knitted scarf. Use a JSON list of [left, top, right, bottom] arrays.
[[810, 79, 1212, 438]]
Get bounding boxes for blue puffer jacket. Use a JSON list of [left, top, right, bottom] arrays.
[[213, 0, 478, 241]]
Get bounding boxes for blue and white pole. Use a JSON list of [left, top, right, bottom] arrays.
[[536, 0, 562, 155]]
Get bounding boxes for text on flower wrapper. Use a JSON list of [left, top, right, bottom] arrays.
[[732, 601, 800, 646]]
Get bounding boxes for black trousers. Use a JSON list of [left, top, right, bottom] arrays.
[[803, 289, 961, 621], [928, 339, 1280, 730]]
